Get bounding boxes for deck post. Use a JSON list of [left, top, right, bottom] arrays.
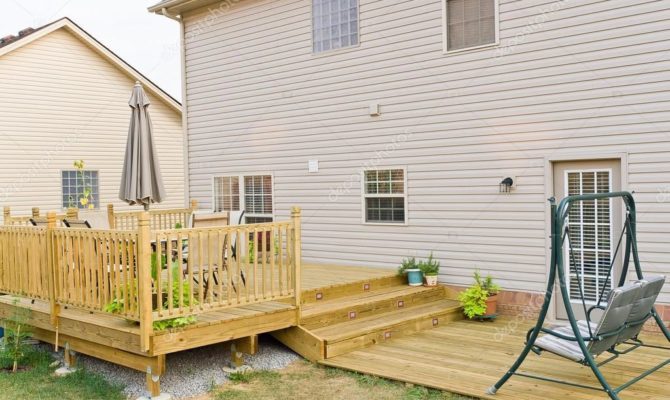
[[3, 206, 10, 225], [46, 212, 60, 327], [291, 207, 302, 319], [190, 199, 198, 211], [31, 207, 40, 218], [107, 204, 115, 229], [137, 212, 153, 352]]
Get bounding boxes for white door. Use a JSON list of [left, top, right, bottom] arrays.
[[553, 160, 622, 320]]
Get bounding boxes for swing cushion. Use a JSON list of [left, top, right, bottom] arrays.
[[535, 283, 642, 362], [616, 275, 666, 344]]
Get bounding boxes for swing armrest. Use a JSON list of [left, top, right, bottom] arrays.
[[587, 304, 607, 322]]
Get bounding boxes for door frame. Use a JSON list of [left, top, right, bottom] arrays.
[[543, 152, 628, 321]]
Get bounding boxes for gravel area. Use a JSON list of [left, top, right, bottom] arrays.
[[41, 335, 300, 399]]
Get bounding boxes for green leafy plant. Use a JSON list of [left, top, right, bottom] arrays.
[[418, 252, 440, 276], [397, 257, 418, 276], [1, 298, 32, 372], [72, 160, 95, 209], [103, 264, 197, 331], [458, 270, 500, 319]]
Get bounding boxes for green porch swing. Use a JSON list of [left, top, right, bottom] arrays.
[[488, 191, 670, 400]]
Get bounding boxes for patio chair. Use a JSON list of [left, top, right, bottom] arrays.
[[29, 217, 48, 226], [62, 219, 92, 228]]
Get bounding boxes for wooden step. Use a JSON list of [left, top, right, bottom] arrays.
[[301, 273, 405, 305], [313, 299, 462, 358], [301, 285, 447, 329]]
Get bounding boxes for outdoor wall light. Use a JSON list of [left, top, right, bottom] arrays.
[[499, 177, 514, 193]]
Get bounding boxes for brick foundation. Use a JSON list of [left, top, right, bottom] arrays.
[[446, 285, 669, 334]]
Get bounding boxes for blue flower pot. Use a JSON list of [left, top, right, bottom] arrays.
[[406, 269, 424, 286]]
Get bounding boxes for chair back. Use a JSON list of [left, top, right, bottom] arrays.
[[588, 283, 641, 355], [29, 217, 48, 227], [616, 275, 666, 343], [63, 219, 92, 229], [192, 212, 229, 228]]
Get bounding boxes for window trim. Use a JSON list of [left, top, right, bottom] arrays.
[[60, 169, 100, 210], [211, 173, 275, 222], [360, 167, 408, 226], [442, 0, 500, 54], [310, 0, 361, 55]]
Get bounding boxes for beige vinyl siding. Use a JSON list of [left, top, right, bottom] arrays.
[[0, 28, 184, 218], [181, 0, 670, 303]]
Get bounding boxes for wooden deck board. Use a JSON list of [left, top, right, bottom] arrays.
[[321, 317, 670, 400], [301, 263, 395, 290]]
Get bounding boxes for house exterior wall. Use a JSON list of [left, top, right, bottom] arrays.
[[179, 0, 670, 304], [0, 28, 184, 219]]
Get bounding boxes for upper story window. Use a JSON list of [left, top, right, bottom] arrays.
[[363, 169, 407, 224], [313, 0, 359, 53], [445, 0, 497, 52], [62, 170, 99, 209]]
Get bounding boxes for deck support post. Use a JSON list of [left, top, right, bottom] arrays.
[[107, 204, 115, 229], [63, 342, 77, 368], [146, 366, 161, 397], [137, 212, 153, 353], [291, 207, 302, 320], [230, 335, 258, 368], [31, 207, 40, 218]]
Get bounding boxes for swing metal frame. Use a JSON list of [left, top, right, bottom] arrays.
[[488, 191, 670, 399]]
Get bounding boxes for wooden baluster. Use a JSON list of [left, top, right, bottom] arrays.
[[187, 230, 194, 312], [198, 230, 204, 307], [253, 227, 258, 301], [167, 232, 173, 316], [137, 212, 153, 353], [270, 226, 275, 299], [177, 231, 184, 313], [206, 230, 213, 305], [291, 207, 302, 313], [156, 232, 163, 317], [225, 229, 233, 305]]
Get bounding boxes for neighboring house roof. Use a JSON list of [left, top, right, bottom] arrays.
[[148, 0, 222, 16], [0, 17, 181, 113]]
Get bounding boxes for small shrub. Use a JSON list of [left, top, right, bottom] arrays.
[[1, 298, 32, 372], [418, 252, 440, 276], [397, 257, 418, 276], [458, 270, 500, 319]]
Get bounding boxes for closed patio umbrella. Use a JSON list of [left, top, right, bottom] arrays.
[[119, 81, 166, 210]]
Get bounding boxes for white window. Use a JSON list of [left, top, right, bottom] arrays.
[[363, 169, 407, 224], [565, 169, 613, 303], [213, 175, 274, 223], [61, 170, 99, 209], [213, 176, 240, 212], [312, 0, 359, 53], [445, 0, 498, 52]]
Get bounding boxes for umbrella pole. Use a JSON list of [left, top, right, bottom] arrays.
[[144, 203, 150, 211]]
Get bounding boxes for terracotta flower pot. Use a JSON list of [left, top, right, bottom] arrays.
[[485, 294, 498, 316]]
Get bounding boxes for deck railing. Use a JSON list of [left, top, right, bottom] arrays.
[[0, 206, 302, 352], [3, 206, 75, 226], [107, 200, 198, 231]]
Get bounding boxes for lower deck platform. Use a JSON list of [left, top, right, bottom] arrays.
[[322, 317, 670, 400]]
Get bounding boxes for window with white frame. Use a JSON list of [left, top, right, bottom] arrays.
[[213, 176, 240, 212], [363, 169, 406, 224], [213, 175, 274, 223], [61, 170, 99, 209], [445, 0, 497, 52], [312, 0, 359, 53]]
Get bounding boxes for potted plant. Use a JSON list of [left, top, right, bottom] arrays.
[[398, 257, 423, 286], [458, 270, 501, 319], [419, 252, 440, 287]]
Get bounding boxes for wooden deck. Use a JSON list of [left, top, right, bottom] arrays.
[[322, 317, 670, 400]]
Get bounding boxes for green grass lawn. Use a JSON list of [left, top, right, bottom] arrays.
[[0, 348, 125, 400], [210, 360, 474, 400]]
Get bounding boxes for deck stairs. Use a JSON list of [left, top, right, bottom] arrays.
[[273, 274, 462, 361]]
